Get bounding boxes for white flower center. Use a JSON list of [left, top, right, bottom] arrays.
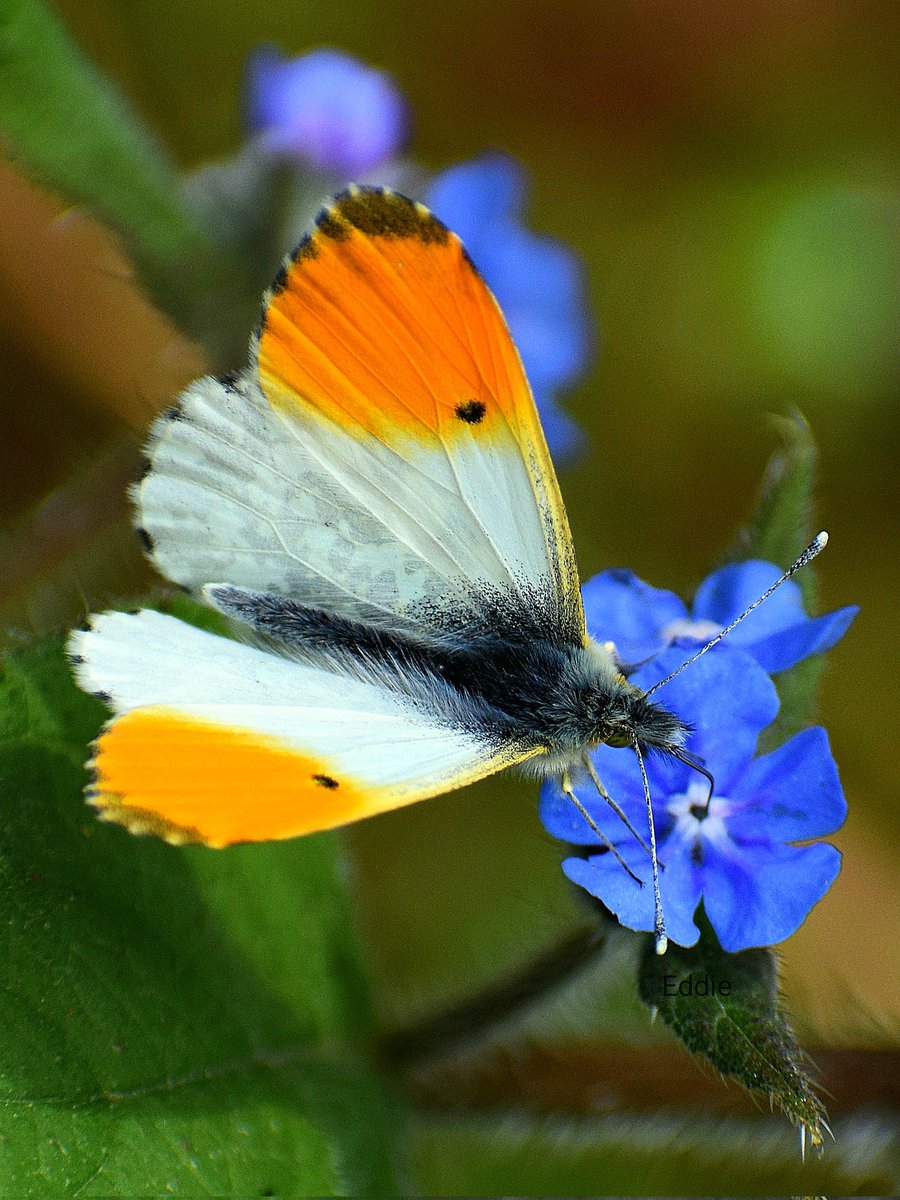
[[660, 617, 723, 644], [667, 778, 731, 848]]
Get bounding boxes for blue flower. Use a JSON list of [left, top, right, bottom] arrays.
[[539, 647, 847, 951], [426, 155, 594, 461], [246, 48, 410, 175], [581, 560, 858, 674]]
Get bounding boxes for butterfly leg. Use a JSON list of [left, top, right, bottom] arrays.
[[582, 753, 657, 863], [560, 771, 643, 886]]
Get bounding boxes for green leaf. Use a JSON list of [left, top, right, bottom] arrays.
[[0, 635, 399, 1196], [407, 1111, 899, 1195], [727, 410, 824, 745], [0, 0, 249, 364], [637, 914, 826, 1147], [181, 144, 294, 354], [728, 409, 818, 580], [181, 150, 363, 368]]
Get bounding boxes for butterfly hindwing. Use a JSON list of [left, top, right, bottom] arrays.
[[135, 187, 585, 644], [69, 610, 532, 847], [84, 189, 585, 843]]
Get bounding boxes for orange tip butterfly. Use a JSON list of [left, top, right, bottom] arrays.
[[69, 187, 827, 952]]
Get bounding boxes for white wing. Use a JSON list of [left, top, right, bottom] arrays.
[[68, 610, 530, 846]]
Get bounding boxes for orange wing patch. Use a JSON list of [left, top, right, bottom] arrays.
[[89, 708, 372, 847], [255, 187, 537, 445]]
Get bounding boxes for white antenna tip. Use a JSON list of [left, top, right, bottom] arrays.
[[655, 933, 668, 956], [814, 530, 828, 550]]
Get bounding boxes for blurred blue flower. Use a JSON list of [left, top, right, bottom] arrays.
[[581, 559, 858, 674], [246, 52, 594, 460], [540, 647, 847, 951], [426, 155, 593, 461], [246, 47, 410, 174]]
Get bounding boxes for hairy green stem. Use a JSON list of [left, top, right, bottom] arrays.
[[381, 919, 609, 1068]]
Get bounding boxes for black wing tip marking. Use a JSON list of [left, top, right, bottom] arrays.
[[255, 185, 459, 341], [325, 186, 450, 244]]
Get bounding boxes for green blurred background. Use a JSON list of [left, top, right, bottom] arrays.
[[1, 0, 896, 1088]]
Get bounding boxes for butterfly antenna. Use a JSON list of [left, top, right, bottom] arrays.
[[644, 532, 828, 700], [630, 734, 667, 954]]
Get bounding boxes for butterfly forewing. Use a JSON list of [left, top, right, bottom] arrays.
[[137, 187, 584, 643]]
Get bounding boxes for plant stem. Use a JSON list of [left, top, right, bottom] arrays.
[[381, 919, 609, 1069]]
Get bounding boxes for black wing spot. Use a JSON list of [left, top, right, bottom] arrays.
[[455, 399, 486, 424], [136, 527, 154, 553], [313, 773, 339, 790], [161, 405, 183, 422]]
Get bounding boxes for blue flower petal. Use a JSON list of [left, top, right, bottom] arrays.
[[480, 228, 591, 390], [563, 835, 702, 948], [424, 154, 522, 246], [631, 646, 779, 791], [539, 776, 593, 845], [726, 726, 847, 842], [532, 390, 586, 461], [692, 560, 858, 673], [739, 607, 859, 674], [425, 154, 593, 462], [581, 569, 687, 664], [246, 48, 410, 174], [701, 840, 842, 952]]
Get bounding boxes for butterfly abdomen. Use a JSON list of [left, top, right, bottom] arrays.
[[204, 583, 685, 770], [205, 583, 547, 747]]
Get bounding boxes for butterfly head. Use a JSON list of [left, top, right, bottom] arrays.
[[570, 640, 690, 760], [589, 676, 691, 757]]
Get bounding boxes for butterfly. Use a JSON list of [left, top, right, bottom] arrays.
[[70, 186, 821, 951]]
